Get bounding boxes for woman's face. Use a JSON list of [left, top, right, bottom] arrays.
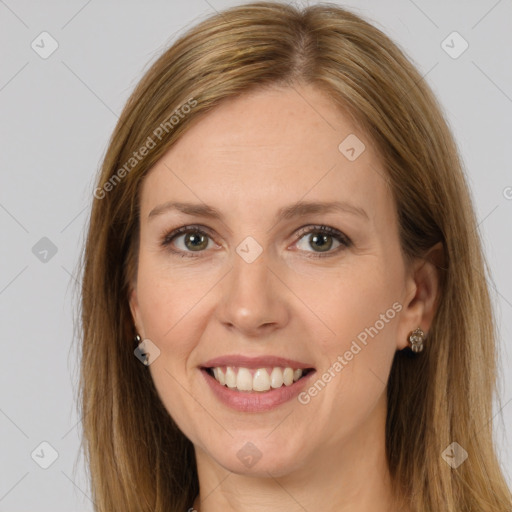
[[129, 84, 424, 477]]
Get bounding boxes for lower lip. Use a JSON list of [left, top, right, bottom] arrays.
[[200, 368, 316, 412]]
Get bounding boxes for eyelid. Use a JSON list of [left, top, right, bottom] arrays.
[[293, 224, 351, 245], [159, 223, 352, 258], [160, 224, 220, 250]]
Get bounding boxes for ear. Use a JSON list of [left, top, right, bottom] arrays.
[[128, 284, 145, 339], [396, 242, 445, 350]]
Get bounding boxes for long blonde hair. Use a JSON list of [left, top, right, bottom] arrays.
[[77, 2, 512, 510]]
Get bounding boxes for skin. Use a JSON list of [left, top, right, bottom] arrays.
[[129, 84, 441, 512]]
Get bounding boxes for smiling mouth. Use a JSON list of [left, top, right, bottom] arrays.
[[202, 366, 315, 393]]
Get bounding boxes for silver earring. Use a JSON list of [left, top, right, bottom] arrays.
[[408, 327, 425, 353], [133, 333, 150, 366]]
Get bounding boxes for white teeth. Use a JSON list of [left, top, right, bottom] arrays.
[[253, 368, 271, 391], [283, 367, 294, 386], [225, 367, 237, 388], [236, 368, 253, 391], [270, 367, 284, 388], [210, 366, 305, 392]]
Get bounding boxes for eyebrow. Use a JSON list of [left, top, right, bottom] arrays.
[[148, 200, 369, 223]]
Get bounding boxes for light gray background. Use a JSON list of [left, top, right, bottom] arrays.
[[0, 0, 511, 510]]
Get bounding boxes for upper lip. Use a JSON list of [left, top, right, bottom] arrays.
[[201, 354, 315, 370]]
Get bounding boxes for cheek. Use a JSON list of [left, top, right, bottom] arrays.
[[300, 265, 402, 407], [301, 298, 400, 443], [136, 261, 209, 434], [295, 261, 403, 349], [135, 252, 214, 341]]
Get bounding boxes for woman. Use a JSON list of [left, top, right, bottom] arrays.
[[78, 2, 512, 511]]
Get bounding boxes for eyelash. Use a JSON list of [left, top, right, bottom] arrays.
[[159, 224, 352, 259]]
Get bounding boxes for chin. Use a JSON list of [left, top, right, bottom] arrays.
[[205, 437, 309, 478]]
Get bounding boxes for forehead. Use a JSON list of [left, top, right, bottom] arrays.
[[140, 85, 390, 222]]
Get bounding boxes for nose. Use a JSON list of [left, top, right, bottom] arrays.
[[215, 248, 290, 337]]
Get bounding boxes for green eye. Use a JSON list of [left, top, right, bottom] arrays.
[[161, 224, 351, 259]]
